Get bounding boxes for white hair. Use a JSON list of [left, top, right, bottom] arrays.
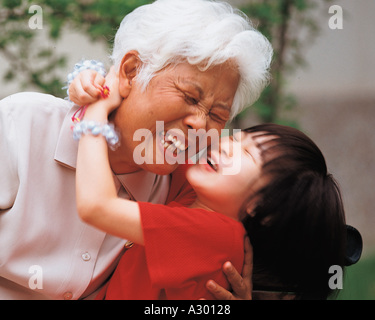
[[111, 0, 273, 120]]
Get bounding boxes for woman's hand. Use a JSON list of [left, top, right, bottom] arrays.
[[69, 69, 106, 106], [206, 237, 253, 300]]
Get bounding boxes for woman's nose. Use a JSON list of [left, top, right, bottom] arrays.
[[183, 112, 208, 132]]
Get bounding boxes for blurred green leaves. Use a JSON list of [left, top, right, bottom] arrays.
[[0, 0, 152, 97], [237, 0, 333, 127]]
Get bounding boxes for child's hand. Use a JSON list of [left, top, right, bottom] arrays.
[[84, 67, 123, 118], [100, 67, 123, 114], [69, 69, 105, 106]]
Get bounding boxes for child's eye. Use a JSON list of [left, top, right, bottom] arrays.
[[232, 133, 241, 142], [245, 148, 256, 163]]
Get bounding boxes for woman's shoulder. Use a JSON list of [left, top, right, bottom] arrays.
[[0, 92, 71, 119]]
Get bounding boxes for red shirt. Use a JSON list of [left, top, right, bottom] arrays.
[[97, 165, 245, 300]]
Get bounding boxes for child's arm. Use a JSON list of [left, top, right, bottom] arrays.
[[75, 69, 144, 245]]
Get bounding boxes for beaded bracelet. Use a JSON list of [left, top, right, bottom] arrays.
[[63, 59, 107, 100], [72, 120, 120, 151]]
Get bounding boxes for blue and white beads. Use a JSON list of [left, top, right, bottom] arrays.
[[72, 120, 120, 151], [64, 60, 107, 100]]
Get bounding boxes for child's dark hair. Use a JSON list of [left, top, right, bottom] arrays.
[[241, 124, 346, 300]]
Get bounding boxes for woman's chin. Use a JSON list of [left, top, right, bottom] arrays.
[[141, 162, 180, 176]]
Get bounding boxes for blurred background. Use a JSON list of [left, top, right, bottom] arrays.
[[1, 0, 374, 299]]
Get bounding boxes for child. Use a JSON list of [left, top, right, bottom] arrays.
[[73, 72, 347, 300]]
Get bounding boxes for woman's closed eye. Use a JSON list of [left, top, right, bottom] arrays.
[[183, 92, 200, 105], [209, 112, 226, 123]]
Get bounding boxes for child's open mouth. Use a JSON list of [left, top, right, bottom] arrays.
[[207, 157, 218, 172]]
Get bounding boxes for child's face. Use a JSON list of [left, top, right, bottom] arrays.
[[186, 131, 268, 220]]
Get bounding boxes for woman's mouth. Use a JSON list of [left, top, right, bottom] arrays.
[[159, 131, 188, 156]]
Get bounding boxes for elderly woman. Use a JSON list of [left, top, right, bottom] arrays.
[[71, 0, 273, 174], [0, 0, 272, 299]]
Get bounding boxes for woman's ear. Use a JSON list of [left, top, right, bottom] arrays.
[[118, 51, 141, 98]]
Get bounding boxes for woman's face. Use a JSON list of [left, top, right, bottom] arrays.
[[111, 60, 240, 175]]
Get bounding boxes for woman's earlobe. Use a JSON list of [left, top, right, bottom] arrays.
[[118, 76, 133, 98]]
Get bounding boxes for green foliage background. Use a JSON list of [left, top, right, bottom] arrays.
[[0, 0, 152, 96]]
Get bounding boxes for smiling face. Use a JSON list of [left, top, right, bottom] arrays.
[[109, 53, 240, 175], [186, 131, 271, 220]]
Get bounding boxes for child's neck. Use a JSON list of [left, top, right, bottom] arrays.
[[189, 199, 214, 212], [189, 198, 239, 221]]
